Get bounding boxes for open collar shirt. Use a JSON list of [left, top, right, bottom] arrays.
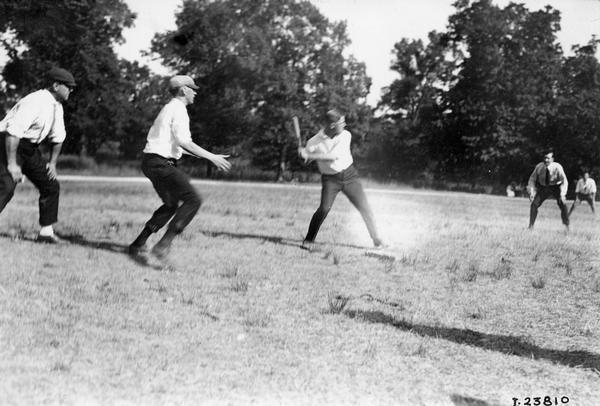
[[528, 161, 568, 196], [305, 129, 353, 175], [0, 89, 66, 144], [575, 178, 597, 194], [143, 98, 193, 160]]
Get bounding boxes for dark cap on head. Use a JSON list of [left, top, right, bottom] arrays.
[[325, 109, 343, 124], [48, 67, 76, 88]]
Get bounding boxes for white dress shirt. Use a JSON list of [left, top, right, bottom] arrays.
[[143, 98, 193, 160], [528, 161, 568, 196], [0, 89, 65, 144], [575, 178, 597, 194], [305, 129, 353, 175]]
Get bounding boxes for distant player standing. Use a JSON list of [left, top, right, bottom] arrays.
[[527, 151, 569, 230], [568, 172, 596, 216], [0, 67, 76, 243], [128, 75, 231, 260], [297, 109, 385, 250]]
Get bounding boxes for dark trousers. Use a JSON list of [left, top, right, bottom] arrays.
[[0, 133, 60, 226], [529, 184, 569, 227], [569, 193, 595, 215], [305, 165, 380, 243], [142, 153, 202, 235]]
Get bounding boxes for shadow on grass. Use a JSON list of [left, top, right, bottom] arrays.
[[345, 309, 600, 370], [56, 233, 128, 253], [56, 234, 162, 269], [0, 232, 160, 269], [200, 229, 368, 250]]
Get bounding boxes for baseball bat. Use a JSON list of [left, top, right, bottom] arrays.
[[292, 116, 301, 144]]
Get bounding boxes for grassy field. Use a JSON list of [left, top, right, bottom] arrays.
[[1, 179, 599, 406]]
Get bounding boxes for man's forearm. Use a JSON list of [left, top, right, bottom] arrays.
[[305, 151, 337, 161], [5, 134, 20, 166], [49, 143, 63, 165], [560, 182, 568, 196], [180, 141, 215, 161]]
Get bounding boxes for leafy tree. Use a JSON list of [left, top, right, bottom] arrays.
[[117, 60, 168, 159], [551, 40, 600, 181], [0, 0, 141, 156], [365, 32, 456, 181], [442, 0, 563, 186], [150, 0, 372, 179]]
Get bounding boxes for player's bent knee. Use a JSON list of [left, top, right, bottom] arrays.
[[187, 193, 202, 210], [0, 176, 16, 205], [43, 180, 60, 196], [0, 176, 16, 194], [317, 206, 331, 215]]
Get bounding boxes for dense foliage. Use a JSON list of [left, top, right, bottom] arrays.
[[149, 0, 372, 179], [0, 0, 165, 157], [1, 0, 599, 190], [370, 0, 600, 191]]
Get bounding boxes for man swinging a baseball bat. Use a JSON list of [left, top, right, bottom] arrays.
[[295, 109, 386, 251]]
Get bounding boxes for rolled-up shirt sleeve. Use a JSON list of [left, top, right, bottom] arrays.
[[3, 99, 40, 139]]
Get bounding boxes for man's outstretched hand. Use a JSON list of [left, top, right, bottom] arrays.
[[212, 154, 231, 172]]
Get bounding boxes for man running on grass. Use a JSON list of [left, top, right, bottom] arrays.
[[297, 108, 386, 251], [128, 75, 231, 261]]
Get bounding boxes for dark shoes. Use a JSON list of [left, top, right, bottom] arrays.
[[128, 243, 147, 256], [300, 240, 315, 252], [128, 242, 170, 265]]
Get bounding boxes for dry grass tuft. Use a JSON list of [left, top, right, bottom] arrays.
[[218, 264, 239, 278], [241, 308, 271, 328], [446, 259, 461, 274], [323, 249, 341, 265], [383, 258, 396, 273], [7, 225, 26, 240], [327, 291, 350, 314], [462, 260, 480, 282], [230, 275, 249, 293], [332, 252, 341, 265], [491, 256, 512, 280], [399, 252, 418, 266], [531, 275, 546, 289]]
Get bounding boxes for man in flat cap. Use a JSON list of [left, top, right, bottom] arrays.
[[128, 75, 231, 261], [0, 67, 76, 243]]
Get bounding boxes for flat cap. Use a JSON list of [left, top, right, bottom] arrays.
[[169, 75, 198, 90], [48, 67, 76, 88]]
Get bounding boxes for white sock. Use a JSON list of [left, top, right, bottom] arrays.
[[39, 225, 55, 237]]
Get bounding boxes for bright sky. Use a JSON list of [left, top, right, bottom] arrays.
[[2, 1, 599, 106], [116, 0, 600, 106]]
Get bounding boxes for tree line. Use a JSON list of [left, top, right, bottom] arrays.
[[1, 0, 599, 192]]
